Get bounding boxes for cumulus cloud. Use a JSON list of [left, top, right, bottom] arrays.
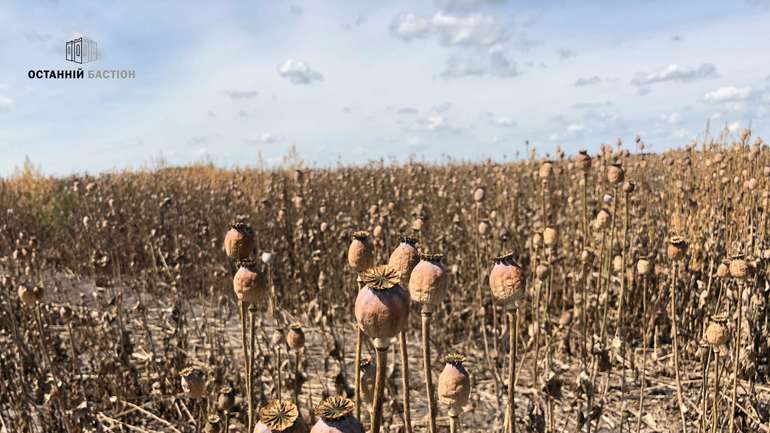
[[391, 11, 509, 46], [485, 112, 516, 126], [0, 96, 14, 112], [442, 45, 518, 78], [397, 107, 419, 115], [573, 76, 601, 87], [557, 48, 577, 60], [631, 63, 718, 86], [703, 86, 753, 103], [225, 90, 258, 100], [389, 13, 431, 40], [277, 59, 323, 85], [417, 115, 447, 131], [662, 112, 682, 125]]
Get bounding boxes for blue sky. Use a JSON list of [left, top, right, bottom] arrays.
[[1, 0, 769, 175]]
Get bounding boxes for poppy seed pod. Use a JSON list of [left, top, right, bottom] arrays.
[[412, 217, 425, 232], [535, 263, 549, 281], [607, 163, 625, 185], [286, 323, 305, 351], [478, 220, 490, 236], [387, 236, 420, 288], [539, 160, 554, 180], [488, 253, 525, 305], [575, 150, 592, 171], [580, 250, 593, 265], [437, 353, 471, 413], [666, 236, 688, 261], [636, 259, 651, 276], [203, 415, 222, 433], [18, 285, 43, 306], [543, 227, 558, 247], [232, 259, 267, 305], [408, 253, 449, 309], [729, 256, 750, 279], [355, 266, 410, 340], [705, 316, 729, 347], [216, 385, 235, 411], [347, 231, 374, 274], [359, 359, 376, 403], [473, 187, 485, 203], [310, 396, 365, 433], [180, 367, 206, 399], [254, 400, 307, 433], [622, 181, 635, 194], [716, 262, 729, 278], [223, 222, 255, 260], [594, 209, 611, 230]]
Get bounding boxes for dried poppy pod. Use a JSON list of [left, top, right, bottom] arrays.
[[18, 285, 43, 306], [478, 220, 490, 236], [622, 181, 635, 194], [594, 209, 611, 230], [347, 231, 374, 274], [531, 232, 543, 249], [359, 359, 376, 403], [472, 187, 485, 203], [705, 315, 729, 347], [408, 253, 448, 311], [716, 261, 729, 278], [286, 323, 305, 351], [607, 163, 625, 185], [580, 249, 593, 265], [666, 236, 688, 261], [612, 255, 623, 273], [271, 329, 284, 346], [217, 385, 235, 411], [636, 258, 651, 276], [412, 217, 426, 232], [180, 366, 206, 399], [488, 253, 525, 305], [437, 353, 471, 413], [233, 259, 268, 305], [223, 222, 255, 260], [387, 236, 419, 288], [539, 160, 554, 180], [729, 255, 750, 279], [310, 396, 365, 433], [543, 227, 558, 248], [355, 266, 410, 342], [535, 263, 549, 281], [372, 225, 383, 238], [575, 150, 592, 171], [254, 400, 307, 433], [202, 414, 222, 433]]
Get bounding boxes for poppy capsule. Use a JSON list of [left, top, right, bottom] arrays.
[[437, 354, 471, 413], [489, 253, 524, 305], [310, 396, 365, 433], [387, 236, 419, 288], [666, 236, 688, 261], [223, 222, 255, 260], [180, 367, 206, 399], [408, 253, 448, 310], [286, 323, 305, 351], [347, 231, 374, 274], [233, 259, 267, 305], [354, 266, 410, 340], [254, 400, 307, 433]]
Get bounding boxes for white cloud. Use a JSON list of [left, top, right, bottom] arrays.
[[0, 96, 14, 112], [277, 59, 323, 85], [567, 123, 585, 133], [703, 86, 753, 103], [390, 13, 432, 40], [557, 48, 577, 60], [631, 63, 718, 86], [573, 76, 601, 87], [418, 115, 447, 131], [493, 115, 515, 126], [246, 133, 279, 144], [442, 45, 518, 78], [662, 112, 682, 125], [432, 11, 509, 46], [728, 121, 741, 132], [391, 11, 509, 46]]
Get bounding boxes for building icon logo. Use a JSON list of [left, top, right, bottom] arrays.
[[65, 37, 98, 64]]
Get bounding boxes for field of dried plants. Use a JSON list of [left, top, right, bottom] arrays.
[[2, 132, 770, 433]]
